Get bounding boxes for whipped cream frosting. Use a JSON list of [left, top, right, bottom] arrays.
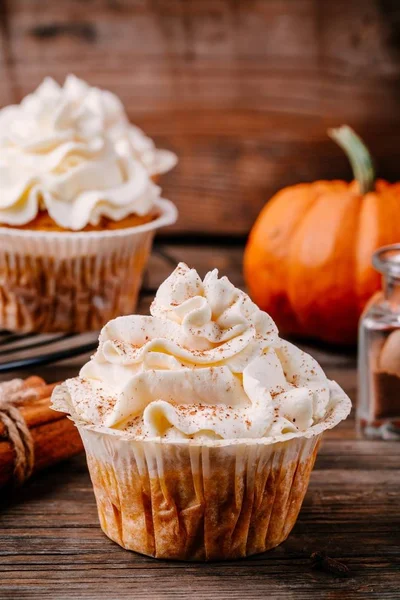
[[0, 75, 177, 230], [53, 263, 347, 442]]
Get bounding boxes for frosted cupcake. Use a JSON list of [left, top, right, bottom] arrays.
[[52, 263, 351, 560], [0, 75, 177, 332]]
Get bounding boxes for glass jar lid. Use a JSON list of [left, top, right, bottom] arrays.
[[373, 244, 400, 278]]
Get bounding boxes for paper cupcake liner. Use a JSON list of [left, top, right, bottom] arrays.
[[70, 384, 350, 561], [0, 199, 177, 333], [80, 429, 321, 561]]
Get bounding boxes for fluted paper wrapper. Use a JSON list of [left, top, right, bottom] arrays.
[[53, 355, 350, 561], [79, 429, 322, 560], [0, 199, 177, 333]]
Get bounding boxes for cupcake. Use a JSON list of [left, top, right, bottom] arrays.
[[0, 75, 177, 333], [52, 263, 351, 561]]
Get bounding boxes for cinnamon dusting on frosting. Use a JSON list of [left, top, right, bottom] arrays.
[[52, 263, 340, 441]]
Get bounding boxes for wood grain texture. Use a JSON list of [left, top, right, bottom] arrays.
[[1, 0, 400, 235], [0, 245, 399, 599], [0, 0, 16, 105]]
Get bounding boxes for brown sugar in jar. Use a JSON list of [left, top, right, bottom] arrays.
[[358, 245, 400, 440]]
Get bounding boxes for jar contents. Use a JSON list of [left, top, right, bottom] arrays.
[[374, 330, 400, 419], [358, 245, 400, 439]]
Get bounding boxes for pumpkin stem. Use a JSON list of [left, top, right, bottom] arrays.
[[328, 125, 375, 194]]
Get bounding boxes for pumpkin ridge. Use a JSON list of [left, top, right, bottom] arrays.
[[243, 184, 318, 334], [352, 188, 368, 319], [355, 185, 400, 313], [285, 182, 333, 333], [286, 189, 363, 343]]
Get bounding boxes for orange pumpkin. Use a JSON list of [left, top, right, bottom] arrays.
[[244, 126, 400, 345]]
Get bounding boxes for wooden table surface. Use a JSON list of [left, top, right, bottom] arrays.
[[1, 246, 399, 600]]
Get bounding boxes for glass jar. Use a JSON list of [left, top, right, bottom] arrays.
[[357, 244, 400, 440]]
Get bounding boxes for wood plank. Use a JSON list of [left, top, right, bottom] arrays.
[[0, 569, 397, 600], [2, 0, 400, 235], [146, 244, 246, 289], [0, 0, 16, 105], [0, 445, 398, 599]]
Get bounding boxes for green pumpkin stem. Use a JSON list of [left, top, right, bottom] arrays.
[[328, 125, 375, 194]]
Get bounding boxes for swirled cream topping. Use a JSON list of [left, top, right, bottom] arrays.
[[52, 263, 346, 441], [0, 75, 177, 229]]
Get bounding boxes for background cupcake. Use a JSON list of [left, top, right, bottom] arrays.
[[0, 75, 177, 333], [52, 263, 351, 561]]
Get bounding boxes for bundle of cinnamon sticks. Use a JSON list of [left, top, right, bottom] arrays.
[[0, 376, 83, 489]]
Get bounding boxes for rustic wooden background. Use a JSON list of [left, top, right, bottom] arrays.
[[0, 0, 399, 237], [1, 4, 399, 597]]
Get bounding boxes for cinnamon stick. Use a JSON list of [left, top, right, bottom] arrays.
[[0, 378, 83, 489]]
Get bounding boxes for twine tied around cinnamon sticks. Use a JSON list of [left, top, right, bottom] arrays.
[[0, 377, 83, 490], [0, 379, 41, 485]]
